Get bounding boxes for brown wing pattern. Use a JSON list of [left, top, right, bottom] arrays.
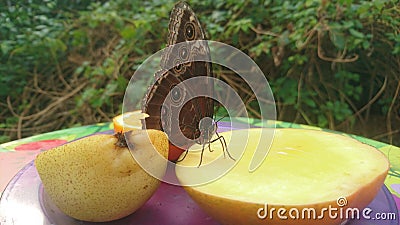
[[142, 1, 214, 150]]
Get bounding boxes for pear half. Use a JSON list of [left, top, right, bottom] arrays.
[[35, 129, 168, 222], [176, 128, 389, 225]]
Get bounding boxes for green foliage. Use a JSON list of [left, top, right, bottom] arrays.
[[203, 0, 399, 143], [0, 0, 92, 92], [207, 0, 399, 136], [1, 0, 399, 145]]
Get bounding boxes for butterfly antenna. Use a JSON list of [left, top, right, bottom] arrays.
[[215, 115, 226, 123]]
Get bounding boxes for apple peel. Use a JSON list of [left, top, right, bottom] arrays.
[[35, 129, 168, 222]]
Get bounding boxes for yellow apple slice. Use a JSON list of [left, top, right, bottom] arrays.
[[176, 128, 389, 225], [35, 129, 168, 222]]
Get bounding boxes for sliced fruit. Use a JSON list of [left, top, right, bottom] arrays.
[[112, 110, 148, 133], [113, 111, 190, 161], [176, 128, 389, 225], [35, 129, 168, 222]]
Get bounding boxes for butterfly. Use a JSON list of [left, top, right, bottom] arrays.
[[142, 1, 233, 166]]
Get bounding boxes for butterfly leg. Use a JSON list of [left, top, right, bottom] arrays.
[[198, 142, 207, 167], [176, 128, 198, 163], [176, 147, 190, 162], [209, 132, 235, 161], [220, 134, 235, 161], [208, 141, 214, 152]]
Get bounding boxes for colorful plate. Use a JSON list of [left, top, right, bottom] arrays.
[[1, 160, 219, 225], [0, 160, 398, 225], [0, 122, 398, 224]]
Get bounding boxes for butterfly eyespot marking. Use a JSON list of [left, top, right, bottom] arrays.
[[174, 63, 183, 73], [170, 85, 183, 103], [184, 22, 195, 40], [173, 59, 184, 73], [142, 2, 220, 165], [179, 46, 189, 60]]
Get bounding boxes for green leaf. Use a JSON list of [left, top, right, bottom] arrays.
[[372, 0, 385, 11], [362, 40, 370, 49], [120, 25, 136, 40], [349, 28, 364, 39], [329, 29, 346, 50], [304, 98, 316, 108], [342, 21, 354, 29]]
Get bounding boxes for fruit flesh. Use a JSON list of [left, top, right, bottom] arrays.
[[177, 128, 389, 225], [113, 112, 185, 161], [113, 110, 148, 132]]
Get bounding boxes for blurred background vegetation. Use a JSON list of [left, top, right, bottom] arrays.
[[0, 0, 399, 145]]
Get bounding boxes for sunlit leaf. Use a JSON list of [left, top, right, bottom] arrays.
[[349, 28, 365, 39]]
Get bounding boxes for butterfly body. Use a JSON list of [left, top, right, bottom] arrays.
[[142, 1, 214, 156]]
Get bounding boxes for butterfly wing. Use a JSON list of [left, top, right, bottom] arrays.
[[142, 1, 214, 150]]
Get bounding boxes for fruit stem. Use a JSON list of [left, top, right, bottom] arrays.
[[114, 132, 129, 148]]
